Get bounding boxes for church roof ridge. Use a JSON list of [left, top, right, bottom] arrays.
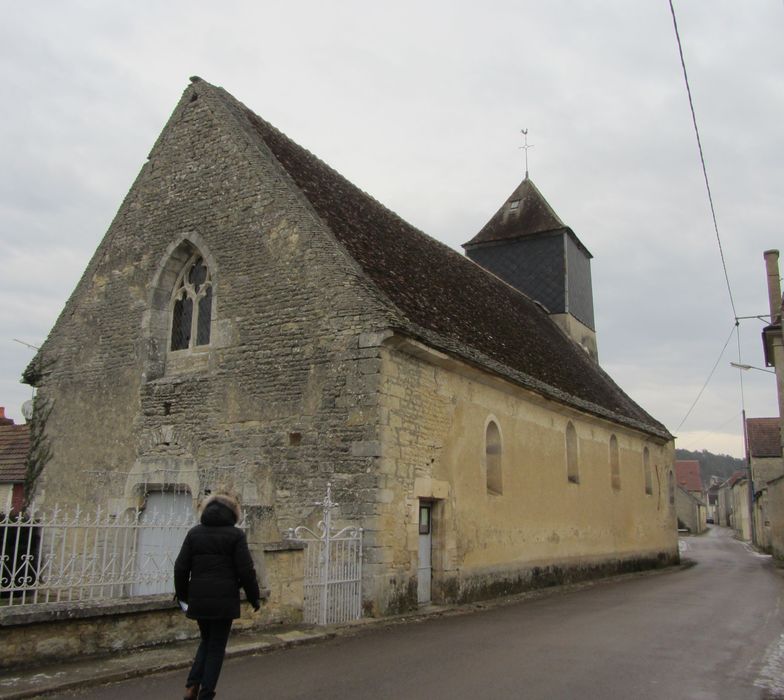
[[193, 79, 668, 439]]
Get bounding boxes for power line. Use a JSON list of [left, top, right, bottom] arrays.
[[668, 0, 738, 320], [675, 323, 737, 433], [678, 410, 742, 451]]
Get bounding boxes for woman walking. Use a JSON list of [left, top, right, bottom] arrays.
[[174, 493, 261, 700]]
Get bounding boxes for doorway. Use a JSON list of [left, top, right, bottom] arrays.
[[417, 501, 432, 605], [131, 490, 194, 596]]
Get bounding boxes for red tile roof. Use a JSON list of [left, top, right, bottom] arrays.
[[675, 460, 702, 493], [725, 470, 747, 488], [746, 417, 782, 458], [0, 417, 29, 484]]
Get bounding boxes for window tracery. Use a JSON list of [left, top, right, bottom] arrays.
[[170, 254, 212, 351]]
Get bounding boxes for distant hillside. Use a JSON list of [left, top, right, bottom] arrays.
[[675, 448, 745, 486]]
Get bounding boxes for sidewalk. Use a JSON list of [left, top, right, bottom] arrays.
[[0, 623, 340, 700]]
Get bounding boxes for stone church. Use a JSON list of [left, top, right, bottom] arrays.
[[25, 78, 677, 615]]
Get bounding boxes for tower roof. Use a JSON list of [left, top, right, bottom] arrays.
[[464, 177, 590, 257]]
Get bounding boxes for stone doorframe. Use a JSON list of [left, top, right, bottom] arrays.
[[412, 477, 450, 604]]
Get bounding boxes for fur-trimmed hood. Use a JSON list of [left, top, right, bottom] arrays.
[[200, 493, 242, 526]]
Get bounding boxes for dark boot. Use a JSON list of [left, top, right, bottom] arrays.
[[197, 690, 215, 699], [183, 684, 200, 700]]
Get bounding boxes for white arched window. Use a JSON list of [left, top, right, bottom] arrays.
[[566, 421, 579, 484], [610, 435, 620, 490], [485, 421, 503, 495], [170, 253, 213, 351]]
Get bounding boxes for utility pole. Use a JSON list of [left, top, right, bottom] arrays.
[[762, 251, 784, 438]]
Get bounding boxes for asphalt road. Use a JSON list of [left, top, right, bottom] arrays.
[[71, 527, 784, 699]]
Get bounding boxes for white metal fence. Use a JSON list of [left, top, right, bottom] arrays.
[[287, 484, 363, 625], [0, 497, 203, 607]]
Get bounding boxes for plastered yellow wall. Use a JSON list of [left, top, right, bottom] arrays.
[[371, 339, 677, 609]]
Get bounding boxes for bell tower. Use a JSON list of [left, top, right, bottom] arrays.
[[462, 176, 598, 361]]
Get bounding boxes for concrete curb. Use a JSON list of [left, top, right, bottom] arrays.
[[0, 629, 336, 700]]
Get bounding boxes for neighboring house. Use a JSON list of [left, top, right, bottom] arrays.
[[718, 470, 751, 541], [746, 417, 783, 551], [767, 475, 784, 559], [0, 407, 29, 513], [674, 460, 706, 533], [675, 460, 703, 499], [759, 250, 784, 558], [705, 481, 720, 523], [23, 78, 678, 616], [675, 485, 706, 534]]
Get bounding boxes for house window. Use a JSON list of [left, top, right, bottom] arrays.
[[170, 254, 212, 351], [566, 421, 579, 484], [668, 469, 675, 506], [610, 435, 620, 490], [485, 420, 503, 495], [643, 447, 653, 495], [509, 199, 520, 210]]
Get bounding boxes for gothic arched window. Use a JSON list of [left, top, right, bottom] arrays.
[[610, 435, 620, 490], [643, 447, 653, 496], [170, 254, 212, 351], [566, 421, 579, 484], [485, 420, 503, 495]]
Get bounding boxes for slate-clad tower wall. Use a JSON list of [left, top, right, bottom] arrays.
[[463, 177, 598, 360]]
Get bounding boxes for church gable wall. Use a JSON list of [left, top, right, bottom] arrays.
[[31, 85, 393, 546]]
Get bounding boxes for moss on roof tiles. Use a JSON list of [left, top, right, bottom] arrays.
[[205, 82, 669, 439]]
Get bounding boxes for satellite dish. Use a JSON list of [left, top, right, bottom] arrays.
[[21, 400, 34, 422]]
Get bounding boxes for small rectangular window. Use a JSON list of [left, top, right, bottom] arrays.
[[509, 200, 520, 210], [419, 505, 431, 535]]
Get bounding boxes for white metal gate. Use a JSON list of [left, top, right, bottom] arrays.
[[286, 484, 363, 625]]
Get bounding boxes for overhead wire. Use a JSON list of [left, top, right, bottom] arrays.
[[668, 1, 750, 439], [675, 323, 737, 433], [668, 0, 738, 320]]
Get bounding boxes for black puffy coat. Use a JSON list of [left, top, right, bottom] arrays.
[[174, 496, 261, 620]]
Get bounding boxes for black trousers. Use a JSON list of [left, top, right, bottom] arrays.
[[187, 618, 233, 697]]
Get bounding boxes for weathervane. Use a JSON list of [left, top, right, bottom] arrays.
[[519, 129, 534, 179]]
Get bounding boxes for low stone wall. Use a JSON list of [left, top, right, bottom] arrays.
[[438, 551, 680, 608], [0, 542, 304, 670]]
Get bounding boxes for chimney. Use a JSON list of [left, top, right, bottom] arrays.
[[0, 407, 11, 426], [764, 249, 782, 323]]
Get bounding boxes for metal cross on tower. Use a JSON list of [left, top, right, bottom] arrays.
[[519, 128, 534, 179]]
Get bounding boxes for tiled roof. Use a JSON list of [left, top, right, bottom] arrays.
[[724, 470, 747, 488], [463, 177, 579, 250], [201, 80, 669, 439], [677, 485, 704, 506], [746, 417, 782, 458], [0, 420, 29, 483], [675, 460, 702, 493]]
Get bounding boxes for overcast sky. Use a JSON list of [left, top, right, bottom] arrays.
[[1, 1, 782, 459]]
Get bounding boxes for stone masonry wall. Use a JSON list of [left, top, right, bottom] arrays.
[[29, 83, 395, 610], [374, 338, 677, 611]]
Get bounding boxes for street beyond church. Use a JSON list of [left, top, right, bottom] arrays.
[[69, 527, 783, 700]]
